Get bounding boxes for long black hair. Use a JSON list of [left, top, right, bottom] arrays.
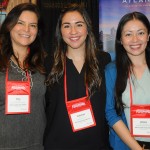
[[115, 11, 150, 115]]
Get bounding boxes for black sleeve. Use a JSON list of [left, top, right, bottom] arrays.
[[44, 85, 57, 140]]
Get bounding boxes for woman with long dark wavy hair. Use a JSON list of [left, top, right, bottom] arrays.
[[0, 3, 46, 150], [105, 11, 150, 150], [44, 3, 111, 150]]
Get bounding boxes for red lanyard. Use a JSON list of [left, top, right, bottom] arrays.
[[64, 58, 96, 132], [129, 75, 150, 137], [5, 68, 31, 114]]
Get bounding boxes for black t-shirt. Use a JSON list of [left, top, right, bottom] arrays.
[[44, 51, 111, 150]]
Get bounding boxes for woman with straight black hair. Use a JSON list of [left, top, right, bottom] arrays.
[[105, 11, 150, 150]]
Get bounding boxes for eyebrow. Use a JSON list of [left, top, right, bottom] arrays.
[[62, 21, 85, 25], [123, 28, 147, 33], [18, 19, 38, 25]]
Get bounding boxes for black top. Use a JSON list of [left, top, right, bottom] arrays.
[[44, 51, 111, 150]]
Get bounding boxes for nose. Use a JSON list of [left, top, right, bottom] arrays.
[[24, 24, 30, 32], [70, 26, 77, 34], [132, 34, 138, 42]]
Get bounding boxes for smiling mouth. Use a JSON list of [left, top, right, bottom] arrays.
[[70, 37, 80, 41], [130, 44, 141, 49], [19, 34, 30, 38]]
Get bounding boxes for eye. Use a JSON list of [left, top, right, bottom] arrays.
[[17, 21, 23, 25], [125, 33, 132, 37], [63, 24, 70, 28], [30, 24, 38, 28], [138, 31, 145, 35], [77, 23, 83, 27]]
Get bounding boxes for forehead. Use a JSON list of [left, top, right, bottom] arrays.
[[122, 19, 147, 31], [19, 10, 38, 22], [62, 11, 85, 23]]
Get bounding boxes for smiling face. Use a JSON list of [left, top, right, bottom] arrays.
[[121, 19, 149, 59], [61, 11, 88, 52], [10, 10, 38, 50]]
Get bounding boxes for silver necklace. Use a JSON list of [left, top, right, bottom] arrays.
[[10, 59, 33, 89]]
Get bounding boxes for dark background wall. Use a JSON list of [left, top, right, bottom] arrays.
[[37, 0, 99, 54]]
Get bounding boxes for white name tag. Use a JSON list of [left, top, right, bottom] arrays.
[[7, 95, 29, 113], [133, 118, 150, 136], [70, 109, 94, 130]]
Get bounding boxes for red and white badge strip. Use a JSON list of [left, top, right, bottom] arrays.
[[5, 69, 31, 114], [64, 59, 96, 132], [129, 76, 150, 137]]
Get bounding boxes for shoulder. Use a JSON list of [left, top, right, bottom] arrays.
[[105, 61, 117, 84], [97, 51, 111, 67], [105, 61, 116, 74]]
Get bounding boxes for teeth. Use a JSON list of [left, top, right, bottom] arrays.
[[70, 37, 79, 41], [20, 34, 30, 38], [130, 45, 140, 49]]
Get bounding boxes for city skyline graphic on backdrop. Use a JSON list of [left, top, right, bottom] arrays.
[[99, 0, 150, 59]]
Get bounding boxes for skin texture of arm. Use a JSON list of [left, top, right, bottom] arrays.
[[113, 120, 142, 150]]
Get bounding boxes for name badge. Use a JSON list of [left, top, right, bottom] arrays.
[[5, 69, 30, 114], [129, 76, 150, 137], [64, 59, 96, 132], [66, 96, 96, 132], [131, 105, 150, 137]]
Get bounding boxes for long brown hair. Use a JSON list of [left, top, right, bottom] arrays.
[[46, 3, 101, 97], [0, 3, 46, 74]]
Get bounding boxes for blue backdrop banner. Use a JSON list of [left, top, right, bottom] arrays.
[[99, 0, 150, 60]]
